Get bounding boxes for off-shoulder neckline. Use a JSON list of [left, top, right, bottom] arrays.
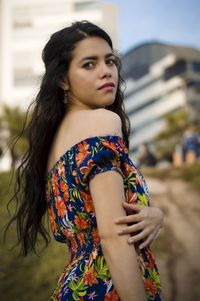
[[46, 135, 125, 179]]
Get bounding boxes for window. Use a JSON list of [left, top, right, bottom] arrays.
[[192, 61, 200, 73], [74, 1, 93, 11], [13, 20, 32, 28], [123, 63, 149, 81], [13, 68, 38, 86], [164, 59, 187, 80]]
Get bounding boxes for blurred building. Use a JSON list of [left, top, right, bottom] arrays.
[[0, 0, 118, 171], [122, 42, 200, 152], [0, 0, 119, 110]]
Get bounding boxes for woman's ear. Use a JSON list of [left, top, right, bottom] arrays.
[[60, 77, 69, 91]]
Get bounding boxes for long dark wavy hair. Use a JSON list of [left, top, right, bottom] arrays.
[[5, 20, 131, 256]]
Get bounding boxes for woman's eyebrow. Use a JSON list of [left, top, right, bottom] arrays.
[[80, 53, 114, 63]]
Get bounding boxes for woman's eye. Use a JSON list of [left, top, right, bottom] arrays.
[[82, 62, 94, 69], [106, 58, 116, 65]]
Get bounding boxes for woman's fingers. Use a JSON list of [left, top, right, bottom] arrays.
[[128, 227, 160, 248], [139, 233, 156, 249], [115, 213, 141, 224], [139, 227, 160, 249], [127, 228, 152, 244], [122, 202, 142, 212], [117, 221, 144, 234], [115, 202, 143, 224], [116, 201, 164, 248]]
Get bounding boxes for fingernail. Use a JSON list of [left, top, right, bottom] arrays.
[[115, 219, 119, 223], [128, 238, 132, 243], [118, 230, 123, 234]]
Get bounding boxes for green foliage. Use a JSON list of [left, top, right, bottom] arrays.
[[0, 171, 69, 301], [0, 104, 30, 167], [156, 109, 189, 140], [154, 109, 189, 160]]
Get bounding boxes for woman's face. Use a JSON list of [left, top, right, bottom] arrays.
[[64, 36, 118, 111]]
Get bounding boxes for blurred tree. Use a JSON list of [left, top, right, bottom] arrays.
[[154, 109, 190, 161], [0, 104, 30, 168]]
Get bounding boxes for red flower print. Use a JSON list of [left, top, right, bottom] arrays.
[[60, 180, 69, 198], [57, 161, 65, 176], [102, 140, 118, 155], [76, 141, 91, 167], [92, 227, 100, 245], [80, 191, 95, 213], [55, 196, 67, 218], [74, 215, 89, 230], [79, 158, 93, 182], [46, 183, 51, 202], [83, 267, 98, 286], [85, 197, 95, 213], [48, 207, 57, 233], [70, 237, 78, 252], [146, 249, 155, 269], [52, 183, 60, 196], [52, 170, 59, 183], [123, 162, 133, 176], [104, 288, 119, 301], [118, 137, 128, 154], [77, 232, 86, 247], [62, 228, 74, 239], [126, 190, 137, 205], [64, 192, 69, 201], [144, 278, 158, 296]]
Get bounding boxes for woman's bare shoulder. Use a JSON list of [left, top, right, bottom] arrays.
[[71, 108, 120, 119], [65, 108, 122, 136], [85, 108, 122, 136], [93, 108, 121, 120]]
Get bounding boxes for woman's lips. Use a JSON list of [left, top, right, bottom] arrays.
[[100, 85, 115, 92], [98, 82, 115, 91]]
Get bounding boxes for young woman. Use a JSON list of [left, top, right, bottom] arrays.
[[7, 21, 163, 300]]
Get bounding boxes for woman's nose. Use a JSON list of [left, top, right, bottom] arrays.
[[99, 63, 112, 78]]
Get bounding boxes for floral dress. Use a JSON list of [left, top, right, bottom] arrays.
[[46, 135, 163, 301]]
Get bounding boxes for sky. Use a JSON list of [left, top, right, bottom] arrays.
[[99, 0, 200, 54]]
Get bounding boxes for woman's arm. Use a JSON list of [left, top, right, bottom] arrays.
[[89, 170, 147, 301], [115, 203, 164, 249]]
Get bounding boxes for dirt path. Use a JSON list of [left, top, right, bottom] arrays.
[[146, 177, 200, 301]]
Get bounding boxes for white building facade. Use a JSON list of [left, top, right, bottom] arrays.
[[122, 42, 200, 153], [0, 0, 119, 110]]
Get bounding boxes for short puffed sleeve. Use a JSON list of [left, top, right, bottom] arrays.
[[76, 135, 126, 190]]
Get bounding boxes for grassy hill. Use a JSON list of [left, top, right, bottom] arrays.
[[0, 171, 69, 301]]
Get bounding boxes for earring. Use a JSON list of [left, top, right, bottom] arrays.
[[63, 90, 68, 104]]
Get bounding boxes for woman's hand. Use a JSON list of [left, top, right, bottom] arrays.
[[115, 202, 164, 249]]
